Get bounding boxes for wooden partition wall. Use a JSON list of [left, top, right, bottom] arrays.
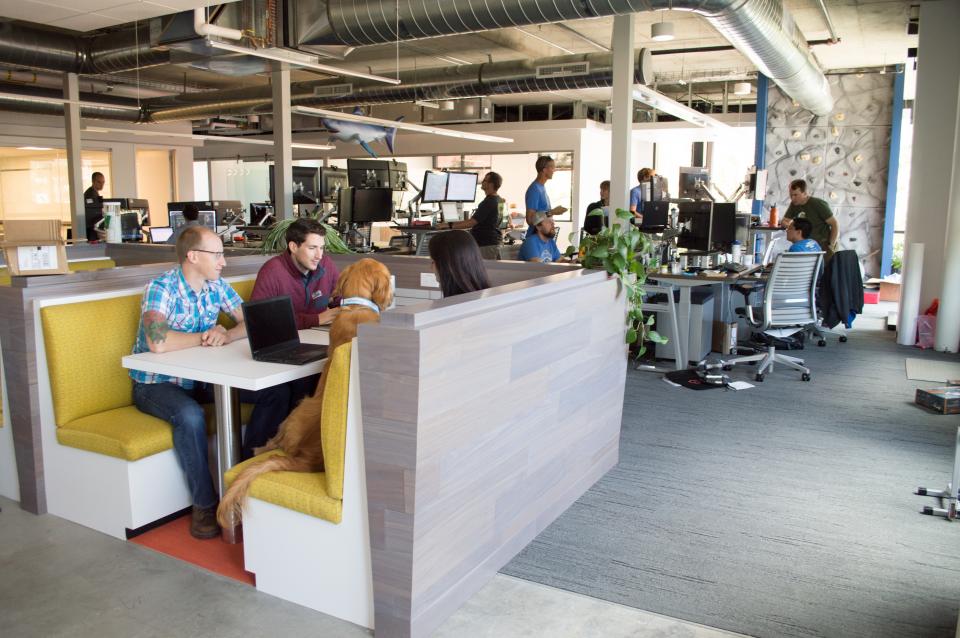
[[357, 269, 628, 637]]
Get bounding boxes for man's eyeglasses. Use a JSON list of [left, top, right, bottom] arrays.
[[192, 249, 224, 259]]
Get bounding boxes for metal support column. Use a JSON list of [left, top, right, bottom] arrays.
[[215, 384, 243, 543], [752, 74, 770, 222], [881, 68, 906, 277], [272, 64, 293, 220], [609, 13, 635, 219], [63, 73, 86, 241]]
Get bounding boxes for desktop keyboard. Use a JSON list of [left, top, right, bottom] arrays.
[[722, 262, 749, 273]]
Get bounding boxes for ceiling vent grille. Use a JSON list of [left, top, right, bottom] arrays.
[[313, 83, 354, 98], [535, 62, 590, 79]]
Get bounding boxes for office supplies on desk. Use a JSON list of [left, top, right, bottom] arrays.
[[243, 296, 328, 365]]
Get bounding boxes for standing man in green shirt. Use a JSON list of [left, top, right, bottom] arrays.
[[781, 178, 839, 256]]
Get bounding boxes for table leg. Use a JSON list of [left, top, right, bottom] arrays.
[[214, 384, 242, 544], [677, 286, 693, 367]]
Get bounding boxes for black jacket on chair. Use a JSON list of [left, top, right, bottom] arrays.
[[819, 250, 863, 329]]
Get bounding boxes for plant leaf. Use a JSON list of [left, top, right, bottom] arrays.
[[648, 330, 669, 344], [626, 328, 638, 344]]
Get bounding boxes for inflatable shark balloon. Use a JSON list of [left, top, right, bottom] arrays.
[[321, 107, 403, 158]]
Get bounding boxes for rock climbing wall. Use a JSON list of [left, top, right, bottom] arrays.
[[765, 73, 894, 276]]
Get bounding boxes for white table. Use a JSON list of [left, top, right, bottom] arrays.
[[122, 330, 329, 542]]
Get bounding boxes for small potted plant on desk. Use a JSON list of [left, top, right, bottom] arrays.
[[573, 207, 668, 359], [260, 216, 353, 255]]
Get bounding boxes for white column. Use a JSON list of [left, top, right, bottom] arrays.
[[63, 73, 86, 241], [272, 64, 293, 220], [609, 14, 635, 221], [901, 0, 960, 309], [173, 146, 195, 202], [935, 79, 960, 352]]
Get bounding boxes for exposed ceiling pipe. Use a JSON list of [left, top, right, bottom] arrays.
[[814, 0, 841, 44], [303, 0, 833, 115], [145, 50, 651, 121], [0, 96, 142, 121], [0, 20, 169, 75], [194, 7, 244, 41]]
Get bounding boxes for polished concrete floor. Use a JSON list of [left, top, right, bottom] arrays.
[[0, 496, 745, 638]]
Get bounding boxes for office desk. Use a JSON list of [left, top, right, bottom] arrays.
[[649, 266, 762, 366], [121, 330, 329, 542]]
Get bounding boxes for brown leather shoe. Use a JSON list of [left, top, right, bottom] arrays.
[[190, 505, 220, 540]]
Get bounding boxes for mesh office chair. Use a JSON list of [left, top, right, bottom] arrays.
[[723, 251, 824, 382]]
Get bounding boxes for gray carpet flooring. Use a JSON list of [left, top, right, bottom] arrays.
[[502, 312, 960, 638]]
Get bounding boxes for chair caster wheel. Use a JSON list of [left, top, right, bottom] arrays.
[[755, 373, 764, 382], [801, 373, 811, 382], [839, 336, 848, 342], [817, 340, 826, 347]]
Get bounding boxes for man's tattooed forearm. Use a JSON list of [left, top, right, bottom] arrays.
[[144, 313, 170, 343]]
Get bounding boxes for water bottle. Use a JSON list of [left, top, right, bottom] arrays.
[[731, 240, 742, 263]]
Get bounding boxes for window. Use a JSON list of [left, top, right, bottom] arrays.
[[0, 147, 111, 222]]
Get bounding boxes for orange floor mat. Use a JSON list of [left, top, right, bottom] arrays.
[[130, 514, 255, 586]]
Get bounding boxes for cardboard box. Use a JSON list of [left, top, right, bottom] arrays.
[[865, 278, 902, 302], [1, 219, 69, 276], [712, 321, 738, 355], [916, 386, 960, 415]]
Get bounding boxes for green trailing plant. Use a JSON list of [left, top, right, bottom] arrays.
[[575, 207, 668, 356], [891, 241, 903, 274], [260, 216, 353, 255]]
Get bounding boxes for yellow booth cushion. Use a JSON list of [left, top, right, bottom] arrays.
[[57, 405, 174, 461], [225, 450, 342, 523]]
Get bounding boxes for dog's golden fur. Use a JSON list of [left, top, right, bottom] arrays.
[[217, 258, 393, 527]]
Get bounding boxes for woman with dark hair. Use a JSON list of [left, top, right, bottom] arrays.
[[427, 230, 491, 298]]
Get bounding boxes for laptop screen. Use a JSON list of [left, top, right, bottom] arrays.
[[242, 296, 299, 354], [149, 227, 173, 243]]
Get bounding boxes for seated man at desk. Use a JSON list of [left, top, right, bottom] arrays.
[[786, 217, 820, 253], [243, 217, 337, 458], [130, 226, 247, 539], [519, 211, 566, 263]]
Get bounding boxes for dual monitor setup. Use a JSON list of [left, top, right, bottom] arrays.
[[421, 171, 479, 223]]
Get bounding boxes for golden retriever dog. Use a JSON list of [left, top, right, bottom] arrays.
[[217, 258, 393, 527]]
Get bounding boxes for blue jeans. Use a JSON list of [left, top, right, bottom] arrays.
[[132, 382, 217, 509], [241, 374, 319, 461]]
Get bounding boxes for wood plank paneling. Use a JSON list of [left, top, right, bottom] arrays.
[[359, 269, 626, 638]]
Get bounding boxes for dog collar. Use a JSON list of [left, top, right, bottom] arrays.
[[341, 296, 380, 315]]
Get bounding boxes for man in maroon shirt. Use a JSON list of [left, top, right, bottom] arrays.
[[241, 218, 341, 459]]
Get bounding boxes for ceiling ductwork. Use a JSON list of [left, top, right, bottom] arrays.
[[0, 20, 169, 75], [146, 50, 653, 121], [0, 85, 142, 121], [295, 0, 833, 115]]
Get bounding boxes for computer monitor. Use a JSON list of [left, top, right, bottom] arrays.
[[679, 167, 710, 199], [640, 201, 669, 231], [269, 167, 319, 205], [149, 227, 173, 243], [676, 201, 713, 252], [445, 172, 479, 202], [422, 172, 448, 203], [762, 233, 789, 265], [169, 210, 215, 231], [249, 203, 274, 226], [710, 202, 737, 249], [341, 188, 393, 224], [347, 158, 407, 190], [440, 201, 462, 222], [320, 168, 348, 203]]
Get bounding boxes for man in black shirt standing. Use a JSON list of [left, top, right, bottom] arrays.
[[83, 171, 105, 241], [445, 171, 503, 260], [583, 180, 610, 236]]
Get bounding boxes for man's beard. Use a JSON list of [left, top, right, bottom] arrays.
[[540, 228, 556, 240]]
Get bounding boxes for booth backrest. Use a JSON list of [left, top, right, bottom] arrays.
[[320, 342, 352, 500], [0, 259, 117, 287], [41, 293, 142, 426], [219, 277, 256, 328]]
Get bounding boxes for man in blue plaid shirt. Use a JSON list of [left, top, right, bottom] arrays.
[[131, 225, 248, 539]]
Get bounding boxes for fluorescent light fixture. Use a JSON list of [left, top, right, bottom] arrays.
[[291, 106, 514, 143], [415, 100, 440, 109], [83, 126, 335, 150], [0, 92, 141, 111], [440, 100, 456, 111], [651, 21, 675, 42], [17, 146, 53, 151], [632, 86, 729, 128], [514, 28, 575, 55], [205, 40, 401, 85], [733, 82, 752, 95]]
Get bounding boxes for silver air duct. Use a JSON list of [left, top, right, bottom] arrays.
[[298, 0, 833, 115], [0, 21, 169, 75], [146, 50, 650, 121], [0, 84, 142, 121]]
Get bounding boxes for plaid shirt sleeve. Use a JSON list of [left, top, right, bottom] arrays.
[[218, 279, 244, 317], [141, 278, 174, 318]]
